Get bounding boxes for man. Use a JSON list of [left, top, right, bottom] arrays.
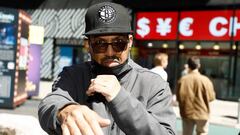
[[38, 2, 176, 135], [176, 56, 216, 135], [150, 53, 168, 81], [181, 64, 189, 77]]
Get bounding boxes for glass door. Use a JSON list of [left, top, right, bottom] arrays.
[[178, 41, 234, 100]]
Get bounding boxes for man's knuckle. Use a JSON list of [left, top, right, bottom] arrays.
[[71, 109, 80, 116], [79, 105, 90, 112], [87, 117, 96, 124]]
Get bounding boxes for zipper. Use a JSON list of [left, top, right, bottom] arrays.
[[105, 101, 114, 135]]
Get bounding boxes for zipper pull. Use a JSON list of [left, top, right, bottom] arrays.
[[111, 122, 115, 130]]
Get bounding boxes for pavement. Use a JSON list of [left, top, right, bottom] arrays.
[[0, 81, 240, 135], [173, 99, 240, 129]]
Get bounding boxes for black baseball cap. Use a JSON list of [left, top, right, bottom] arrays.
[[84, 2, 132, 36]]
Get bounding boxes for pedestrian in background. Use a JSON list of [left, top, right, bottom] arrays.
[[176, 56, 216, 135], [181, 63, 189, 77], [38, 2, 176, 135], [150, 52, 168, 81]]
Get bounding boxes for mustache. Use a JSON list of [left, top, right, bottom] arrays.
[[101, 56, 120, 62]]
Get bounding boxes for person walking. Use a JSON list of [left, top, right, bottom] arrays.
[[176, 56, 216, 135], [181, 63, 189, 77], [38, 2, 176, 135], [150, 53, 168, 81]]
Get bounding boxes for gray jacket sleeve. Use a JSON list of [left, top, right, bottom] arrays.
[[38, 66, 83, 134], [108, 81, 176, 135], [38, 64, 91, 134], [38, 89, 78, 134]]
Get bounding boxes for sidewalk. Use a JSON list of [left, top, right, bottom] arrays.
[[173, 99, 240, 129], [0, 81, 53, 135]]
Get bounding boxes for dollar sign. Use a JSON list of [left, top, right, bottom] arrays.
[[137, 17, 150, 38]]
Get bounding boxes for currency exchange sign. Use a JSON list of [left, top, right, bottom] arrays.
[[135, 12, 178, 40], [135, 10, 240, 41]]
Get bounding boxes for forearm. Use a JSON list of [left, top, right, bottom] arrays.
[[107, 88, 176, 135], [38, 88, 77, 134]]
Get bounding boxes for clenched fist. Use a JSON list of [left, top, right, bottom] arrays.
[[86, 75, 121, 102]]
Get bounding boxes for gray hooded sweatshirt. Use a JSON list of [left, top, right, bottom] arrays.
[[38, 59, 176, 135]]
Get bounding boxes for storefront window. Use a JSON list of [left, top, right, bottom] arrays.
[[234, 42, 240, 100], [135, 40, 177, 89], [177, 41, 235, 100], [136, 40, 177, 68]]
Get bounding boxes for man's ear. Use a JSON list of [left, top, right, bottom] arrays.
[[84, 39, 90, 52], [128, 34, 133, 48]]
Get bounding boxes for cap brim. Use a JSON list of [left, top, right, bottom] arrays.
[[84, 27, 132, 36]]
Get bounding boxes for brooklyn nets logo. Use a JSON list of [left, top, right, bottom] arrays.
[[98, 5, 116, 24]]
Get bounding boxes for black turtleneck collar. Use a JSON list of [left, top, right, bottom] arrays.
[[90, 59, 132, 80]]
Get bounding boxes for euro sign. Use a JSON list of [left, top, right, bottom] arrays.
[[137, 17, 150, 38]]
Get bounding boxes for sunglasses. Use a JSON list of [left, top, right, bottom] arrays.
[[89, 38, 129, 53]]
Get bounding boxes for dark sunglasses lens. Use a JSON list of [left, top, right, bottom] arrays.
[[91, 43, 108, 53], [90, 39, 128, 53], [112, 42, 128, 52]]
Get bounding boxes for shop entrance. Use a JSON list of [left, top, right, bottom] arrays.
[[178, 54, 230, 99], [135, 41, 178, 91], [178, 41, 238, 100], [136, 40, 239, 100]]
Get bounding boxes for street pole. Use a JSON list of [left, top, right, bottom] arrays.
[[238, 98, 240, 124]]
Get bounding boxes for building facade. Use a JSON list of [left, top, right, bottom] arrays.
[[134, 10, 240, 101], [8, 0, 239, 101]]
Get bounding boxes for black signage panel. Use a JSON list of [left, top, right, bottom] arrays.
[[0, 7, 30, 108]]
